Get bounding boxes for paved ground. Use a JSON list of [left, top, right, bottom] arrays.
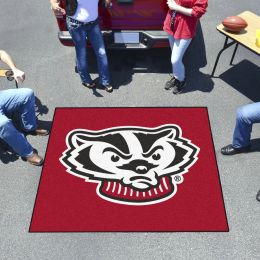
[[0, 0, 259, 259]]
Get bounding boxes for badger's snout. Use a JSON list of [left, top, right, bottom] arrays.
[[136, 165, 148, 174], [118, 159, 157, 174]]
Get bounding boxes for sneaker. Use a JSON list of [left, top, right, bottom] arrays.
[[30, 128, 49, 136], [172, 79, 186, 94], [221, 144, 251, 155], [164, 76, 176, 90]]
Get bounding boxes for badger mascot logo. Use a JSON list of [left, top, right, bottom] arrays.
[[60, 125, 200, 205]]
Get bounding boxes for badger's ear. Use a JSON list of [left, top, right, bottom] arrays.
[[154, 127, 178, 140], [67, 131, 95, 148]]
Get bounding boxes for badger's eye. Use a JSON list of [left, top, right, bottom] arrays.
[[152, 153, 161, 160], [111, 154, 120, 162]]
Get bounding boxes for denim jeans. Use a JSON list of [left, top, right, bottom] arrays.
[[0, 88, 37, 157], [67, 17, 110, 86], [168, 35, 192, 82], [233, 102, 260, 148]]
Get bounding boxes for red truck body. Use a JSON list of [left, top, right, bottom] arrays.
[[56, 0, 169, 49]]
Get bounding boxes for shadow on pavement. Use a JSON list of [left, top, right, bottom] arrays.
[[0, 140, 19, 164], [219, 60, 260, 102], [35, 96, 49, 117], [250, 138, 260, 153], [88, 48, 172, 91], [183, 22, 214, 94], [87, 21, 213, 93]]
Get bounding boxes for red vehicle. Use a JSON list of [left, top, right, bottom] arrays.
[[56, 0, 169, 49]]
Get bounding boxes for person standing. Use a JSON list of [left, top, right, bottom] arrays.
[[0, 50, 49, 166], [50, 0, 113, 93], [163, 0, 208, 94]]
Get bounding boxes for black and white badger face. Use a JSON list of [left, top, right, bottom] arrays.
[[60, 125, 199, 205]]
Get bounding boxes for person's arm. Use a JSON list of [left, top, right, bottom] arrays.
[[50, 0, 66, 16], [0, 50, 25, 83], [167, 0, 192, 16], [167, 0, 208, 18]]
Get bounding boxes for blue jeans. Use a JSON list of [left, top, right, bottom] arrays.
[[233, 102, 260, 148], [0, 88, 37, 157], [67, 17, 110, 86], [168, 35, 192, 82]]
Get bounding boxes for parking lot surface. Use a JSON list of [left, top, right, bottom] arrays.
[[0, 1, 259, 259]]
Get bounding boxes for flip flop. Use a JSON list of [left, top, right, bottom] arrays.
[[82, 82, 96, 89], [104, 85, 113, 93]]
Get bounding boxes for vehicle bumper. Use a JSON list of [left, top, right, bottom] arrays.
[[58, 30, 169, 49]]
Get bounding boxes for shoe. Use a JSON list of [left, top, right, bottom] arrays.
[[172, 79, 186, 94], [256, 190, 260, 202], [164, 76, 176, 90], [221, 144, 251, 155], [103, 84, 113, 93], [24, 153, 44, 166], [35, 129, 49, 136], [30, 128, 49, 136], [82, 81, 96, 89]]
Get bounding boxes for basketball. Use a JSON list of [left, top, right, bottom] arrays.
[[222, 16, 248, 32]]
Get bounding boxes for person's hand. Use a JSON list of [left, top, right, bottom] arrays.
[[167, 0, 180, 11], [12, 68, 25, 84], [104, 0, 112, 8], [51, 1, 66, 16]]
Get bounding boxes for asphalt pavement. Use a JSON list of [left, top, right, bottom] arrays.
[[0, 0, 259, 259]]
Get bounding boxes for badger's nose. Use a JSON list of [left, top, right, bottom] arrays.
[[136, 165, 148, 174]]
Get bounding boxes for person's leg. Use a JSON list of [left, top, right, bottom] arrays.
[[165, 36, 191, 92], [171, 38, 192, 82], [168, 34, 174, 50], [66, 17, 93, 85], [165, 35, 176, 90], [232, 102, 260, 148], [0, 88, 37, 132], [0, 113, 33, 157], [87, 23, 110, 87]]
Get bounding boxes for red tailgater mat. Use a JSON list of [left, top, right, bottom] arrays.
[[30, 108, 229, 232]]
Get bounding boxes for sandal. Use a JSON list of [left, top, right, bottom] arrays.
[[104, 84, 113, 93], [82, 81, 96, 89]]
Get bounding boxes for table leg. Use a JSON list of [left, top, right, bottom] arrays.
[[211, 37, 236, 77], [230, 43, 239, 65]]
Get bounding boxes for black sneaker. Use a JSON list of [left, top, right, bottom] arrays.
[[172, 79, 186, 94], [221, 144, 251, 155], [164, 76, 176, 90]]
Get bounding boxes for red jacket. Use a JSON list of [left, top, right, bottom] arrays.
[[163, 0, 208, 39]]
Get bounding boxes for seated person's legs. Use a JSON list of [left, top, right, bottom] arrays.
[[0, 88, 48, 165], [232, 102, 260, 148], [1, 88, 36, 131], [221, 102, 260, 155], [0, 114, 33, 157], [0, 88, 48, 135]]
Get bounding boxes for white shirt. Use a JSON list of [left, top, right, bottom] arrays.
[[71, 0, 99, 23]]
